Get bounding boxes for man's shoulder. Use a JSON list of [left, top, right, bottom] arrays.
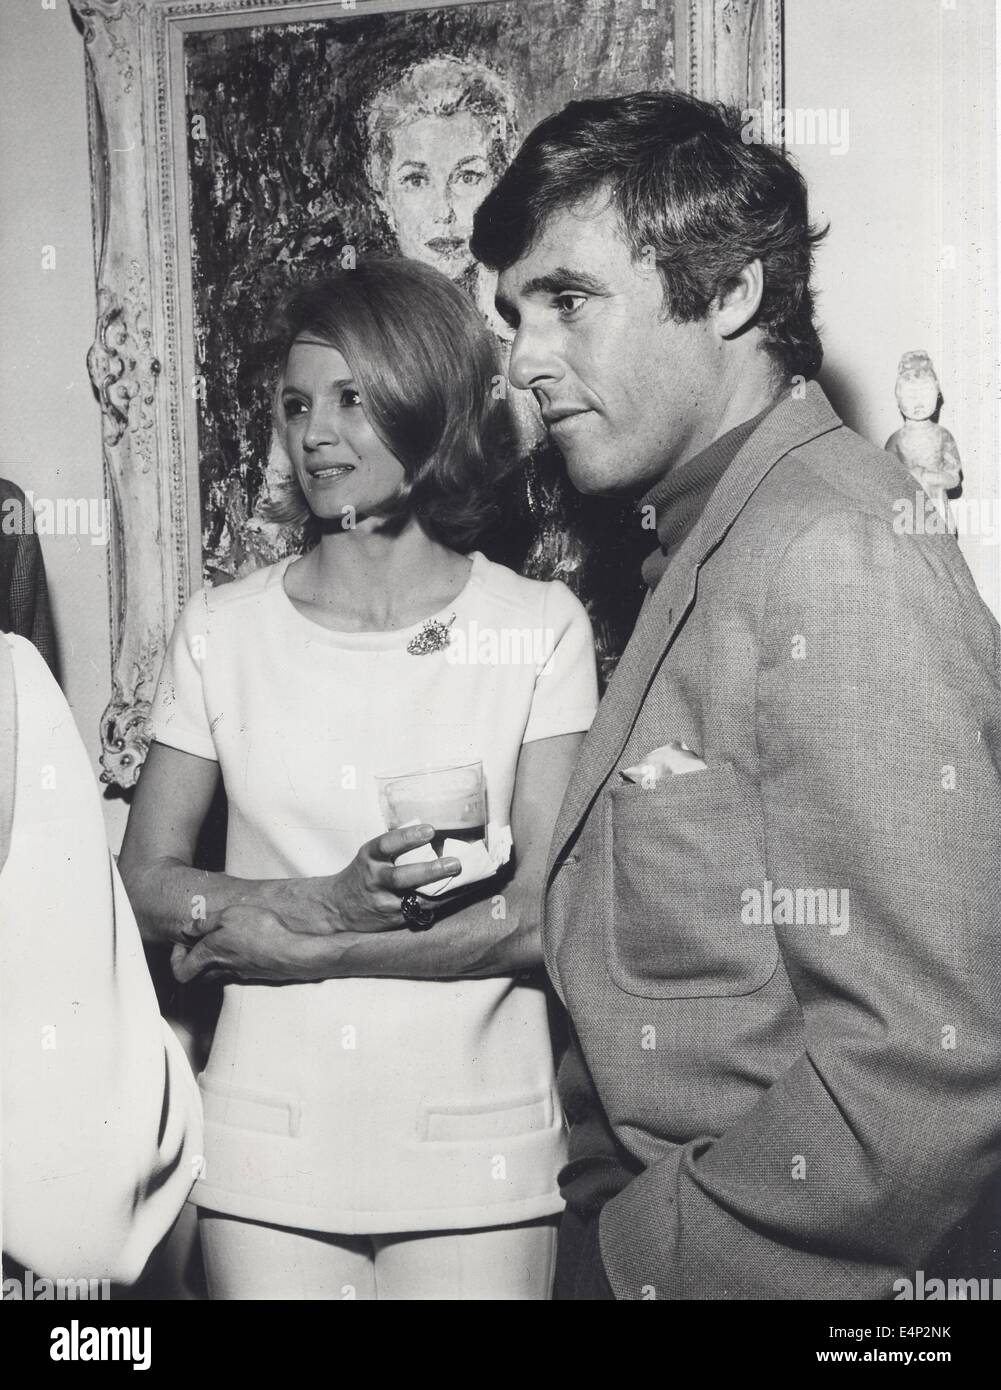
[[728, 418, 997, 651], [0, 477, 27, 506], [745, 415, 914, 543], [709, 410, 993, 638]]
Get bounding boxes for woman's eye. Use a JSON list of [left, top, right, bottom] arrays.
[[340, 388, 362, 408], [555, 293, 587, 318], [282, 398, 307, 421], [455, 169, 485, 187], [400, 171, 428, 189]]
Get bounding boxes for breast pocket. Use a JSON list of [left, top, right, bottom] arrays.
[[604, 761, 778, 999]]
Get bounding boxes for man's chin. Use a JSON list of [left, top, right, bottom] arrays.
[[563, 451, 639, 498]]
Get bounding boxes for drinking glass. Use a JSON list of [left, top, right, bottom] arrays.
[[375, 761, 486, 858]]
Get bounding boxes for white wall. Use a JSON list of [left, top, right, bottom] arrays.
[[786, 0, 998, 614], [0, 0, 997, 849], [0, 0, 129, 845]]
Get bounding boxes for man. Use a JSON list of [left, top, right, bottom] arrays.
[[470, 90, 1001, 1299], [0, 477, 57, 677]]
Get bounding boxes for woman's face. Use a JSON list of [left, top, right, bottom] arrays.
[[281, 340, 405, 524], [381, 110, 495, 280]]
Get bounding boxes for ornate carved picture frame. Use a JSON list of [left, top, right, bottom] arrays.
[[69, 0, 782, 789]]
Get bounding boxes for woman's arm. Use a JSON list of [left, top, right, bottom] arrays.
[[171, 731, 584, 983], [119, 740, 461, 947]]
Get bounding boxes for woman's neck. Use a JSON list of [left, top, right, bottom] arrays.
[[288, 518, 471, 631]]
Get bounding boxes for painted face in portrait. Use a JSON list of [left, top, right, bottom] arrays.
[[366, 57, 515, 289], [365, 58, 544, 452], [383, 109, 494, 282]]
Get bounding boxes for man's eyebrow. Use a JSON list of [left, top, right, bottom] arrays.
[[519, 268, 609, 297]]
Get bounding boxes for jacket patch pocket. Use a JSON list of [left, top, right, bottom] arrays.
[[605, 761, 778, 999], [199, 1074, 300, 1138], [418, 1092, 553, 1143]]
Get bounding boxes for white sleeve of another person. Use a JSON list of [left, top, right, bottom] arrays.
[[0, 634, 203, 1283]]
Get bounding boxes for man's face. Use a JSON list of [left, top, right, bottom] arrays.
[[495, 196, 721, 495]]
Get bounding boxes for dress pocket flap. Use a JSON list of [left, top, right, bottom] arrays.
[[418, 1092, 553, 1143], [199, 1074, 300, 1138]]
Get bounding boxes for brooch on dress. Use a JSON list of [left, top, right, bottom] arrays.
[[406, 612, 456, 656]]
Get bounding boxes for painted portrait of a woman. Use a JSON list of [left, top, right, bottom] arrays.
[[363, 55, 545, 456]]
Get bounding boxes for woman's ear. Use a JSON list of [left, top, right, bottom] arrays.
[[714, 259, 765, 339]]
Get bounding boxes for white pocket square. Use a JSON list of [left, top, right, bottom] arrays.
[[621, 742, 708, 786]]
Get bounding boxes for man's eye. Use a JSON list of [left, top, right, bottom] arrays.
[[554, 293, 587, 318], [340, 388, 362, 408]]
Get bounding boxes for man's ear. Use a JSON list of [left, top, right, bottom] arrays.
[[714, 260, 765, 338]]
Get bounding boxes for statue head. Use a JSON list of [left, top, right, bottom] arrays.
[[895, 350, 941, 422]]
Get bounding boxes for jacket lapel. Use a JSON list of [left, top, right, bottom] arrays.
[[546, 383, 843, 883]]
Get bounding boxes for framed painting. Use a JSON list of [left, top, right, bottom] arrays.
[[69, 0, 782, 787]]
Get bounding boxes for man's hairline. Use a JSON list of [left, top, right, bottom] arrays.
[[484, 180, 622, 276], [485, 186, 783, 351], [487, 196, 687, 336]]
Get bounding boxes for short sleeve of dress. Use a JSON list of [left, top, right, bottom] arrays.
[[522, 580, 599, 744], [148, 588, 218, 762]]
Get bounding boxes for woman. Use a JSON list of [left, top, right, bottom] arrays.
[[118, 259, 598, 1300]]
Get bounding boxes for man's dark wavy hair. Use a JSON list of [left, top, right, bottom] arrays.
[[265, 259, 512, 550], [471, 90, 826, 381]]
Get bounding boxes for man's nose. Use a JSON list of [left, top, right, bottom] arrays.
[[507, 323, 563, 394]]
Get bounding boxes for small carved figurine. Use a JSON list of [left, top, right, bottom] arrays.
[[885, 351, 962, 515]]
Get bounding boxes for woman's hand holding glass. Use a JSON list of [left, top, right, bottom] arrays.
[[173, 822, 460, 980], [313, 823, 461, 934]]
